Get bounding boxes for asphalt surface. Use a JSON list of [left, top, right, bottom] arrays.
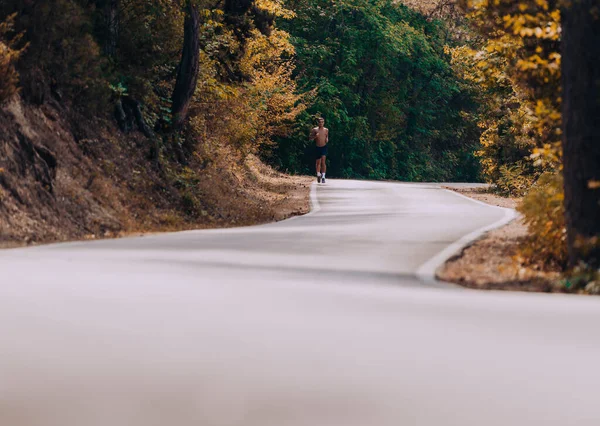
[[1, 179, 600, 426]]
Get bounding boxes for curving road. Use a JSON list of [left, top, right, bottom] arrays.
[[1, 179, 600, 426]]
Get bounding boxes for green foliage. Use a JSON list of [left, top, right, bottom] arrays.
[[108, 82, 127, 98], [518, 172, 567, 267], [274, 0, 481, 181]]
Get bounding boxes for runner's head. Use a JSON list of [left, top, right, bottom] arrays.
[[317, 117, 325, 127]]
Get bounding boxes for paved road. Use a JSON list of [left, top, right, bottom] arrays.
[[1, 180, 599, 426]]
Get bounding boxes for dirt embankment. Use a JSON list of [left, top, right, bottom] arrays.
[[0, 97, 311, 248], [439, 187, 563, 293]]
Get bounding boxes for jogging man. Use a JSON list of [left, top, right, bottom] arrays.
[[310, 117, 329, 183]]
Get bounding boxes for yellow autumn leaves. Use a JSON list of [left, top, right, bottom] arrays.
[[254, 0, 296, 19], [457, 0, 569, 264], [457, 0, 563, 176], [191, 17, 308, 158], [0, 14, 23, 103], [240, 28, 309, 150]]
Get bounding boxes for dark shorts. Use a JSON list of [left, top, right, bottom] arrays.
[[315, 144, 328, 159]]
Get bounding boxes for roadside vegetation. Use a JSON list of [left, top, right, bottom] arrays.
[[444, 0, 599, 292], [0, 0, 312, 244]]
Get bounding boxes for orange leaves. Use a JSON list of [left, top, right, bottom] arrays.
[[463, 0, 562, 152], [502, 10, 560, 40], [240, 29, 294, 73], [254, 0, 295, 19], [461, 0, 568, 267], [530, 142, 561, 168], [240, 29, 309, 151], [588, 180, 600, 190], [193, 26, 308, 157], [518, 172, 568, 266], [0, 14, 24, 103], [0, 41, 19, 102]]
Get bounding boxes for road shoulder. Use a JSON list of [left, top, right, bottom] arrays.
[[0, 160, 312, 249], [438, 187, 564, 293]]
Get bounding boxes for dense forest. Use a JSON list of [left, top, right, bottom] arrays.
[[1, 0, 599, 284], [1, 0, 483, 182], [275, 0, 481, 181]]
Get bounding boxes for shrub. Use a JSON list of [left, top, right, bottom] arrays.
[[518, 172, 567, 267], [1, 1, 108, 107], [495, 164, 536, 197]]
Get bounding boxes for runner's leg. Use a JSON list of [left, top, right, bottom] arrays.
[[315, 157, 321, 182], [320, 156, 327, 182]]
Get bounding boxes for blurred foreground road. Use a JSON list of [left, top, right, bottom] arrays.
[[1, 180, 600, 426]]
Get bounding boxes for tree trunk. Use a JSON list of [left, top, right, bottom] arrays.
[[561, 0, 600, 268], [96, 0, 119, 57], [171, 0, 200, 129], [106, 0, 119, 57]]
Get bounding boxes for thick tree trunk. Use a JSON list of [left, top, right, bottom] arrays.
[[561, 0, 600, 268], [171, 0, 200, 129], [96, 0, 119, 57], [105, 0, 119, 57]]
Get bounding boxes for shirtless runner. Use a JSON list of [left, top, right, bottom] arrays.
[[309, 117, 329, 183]]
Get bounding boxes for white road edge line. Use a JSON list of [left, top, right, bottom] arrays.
[[416, 188, 518, 282], [308, 182, 321, 215]]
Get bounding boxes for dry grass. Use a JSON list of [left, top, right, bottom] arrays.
[[0, 97, 311, 248]]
